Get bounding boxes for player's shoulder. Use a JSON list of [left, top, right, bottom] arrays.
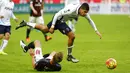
[[11, 1, 14, 5], [62, 4, 79, 14], [66, 4, 79, 8], [67, 4, 79, 10]]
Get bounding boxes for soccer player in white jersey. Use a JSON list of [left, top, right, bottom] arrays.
[[65, 0, 80, 32], [16, 3, 102, 63], [0, 0, 18, 55]]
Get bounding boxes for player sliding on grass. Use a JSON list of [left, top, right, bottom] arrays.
[[20, 40, 63, 71], [16, 3, 102, 63]]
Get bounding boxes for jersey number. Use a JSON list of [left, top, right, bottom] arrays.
[[36, 50, 40, 55]]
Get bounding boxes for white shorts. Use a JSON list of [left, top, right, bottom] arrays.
[[29, 16, 44, 24], [34, 47, 44, 63]]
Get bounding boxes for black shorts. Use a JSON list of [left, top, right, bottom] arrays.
[[35, 58, 61, 71], [47, 20, 72, 35], [0, 25, 11, 34]]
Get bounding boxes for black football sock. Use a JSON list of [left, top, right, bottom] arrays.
[[24, 46, 29, 52], [26, 28, 31, 38], [42, 32, 47, 40], [27, 41, 35, 49]]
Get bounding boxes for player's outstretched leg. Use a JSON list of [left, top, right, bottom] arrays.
[[16, 20, 27, 30], [20, 40, 28, 53]]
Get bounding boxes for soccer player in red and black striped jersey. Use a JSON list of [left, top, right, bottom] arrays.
[[26, 0, 51, 42], [20, 40, 63, 71]]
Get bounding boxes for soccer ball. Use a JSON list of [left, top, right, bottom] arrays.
[[106, 58, 117, 69]]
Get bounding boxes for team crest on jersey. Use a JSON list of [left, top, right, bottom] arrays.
[[64, 9, 70, 13]]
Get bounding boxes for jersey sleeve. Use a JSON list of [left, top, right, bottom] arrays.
[[0, 0, 4, 9], [85, 13, 98, 31], [0, 0, 5, 16], [52, 5, 74, 25], [11, 2, 16, 19], [11, 12, 16, 19]]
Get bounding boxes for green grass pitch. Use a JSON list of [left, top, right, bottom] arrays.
[[0, 14, 130, 73]]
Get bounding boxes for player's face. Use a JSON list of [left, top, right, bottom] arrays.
[[79, 9, 88, 16]]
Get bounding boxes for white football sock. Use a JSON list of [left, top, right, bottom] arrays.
[[27, 22, 36, 28], [34, 47, 43, 63], [67, 45, 74, 55], [0, 39, 8, 52]]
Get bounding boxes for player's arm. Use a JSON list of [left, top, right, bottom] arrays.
[[30, 0, 37, 14], [46, 51, 56, 64], [29, 49, 36, 68], [85, 13, 102, 39], [47, 51, 56, 60], [49, 7, 73, 34], [11, 12, 18, 22], [0, 0, 4, 19]]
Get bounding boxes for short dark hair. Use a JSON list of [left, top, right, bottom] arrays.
[[80, 3, 89, 11]]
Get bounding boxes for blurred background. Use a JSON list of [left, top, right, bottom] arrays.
[[13, 0, 130, 14]]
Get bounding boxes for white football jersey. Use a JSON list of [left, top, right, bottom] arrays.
[[0, 0, 15, 26], [52, 4, 98, 31], [65, 0, 80, 7], [52, 4, 80, 25]]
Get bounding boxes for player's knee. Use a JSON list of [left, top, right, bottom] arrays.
[[70, 34, 75, 40], [5, 33, 10, 40]]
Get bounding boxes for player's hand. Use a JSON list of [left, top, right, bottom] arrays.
[[49, 28, 54, 34], [0, 16, 4, 19], [49, 25, 55, 34], [33, 10, 38, 15], [14, 18, 18, 23], [96, 30, 102, 39]]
